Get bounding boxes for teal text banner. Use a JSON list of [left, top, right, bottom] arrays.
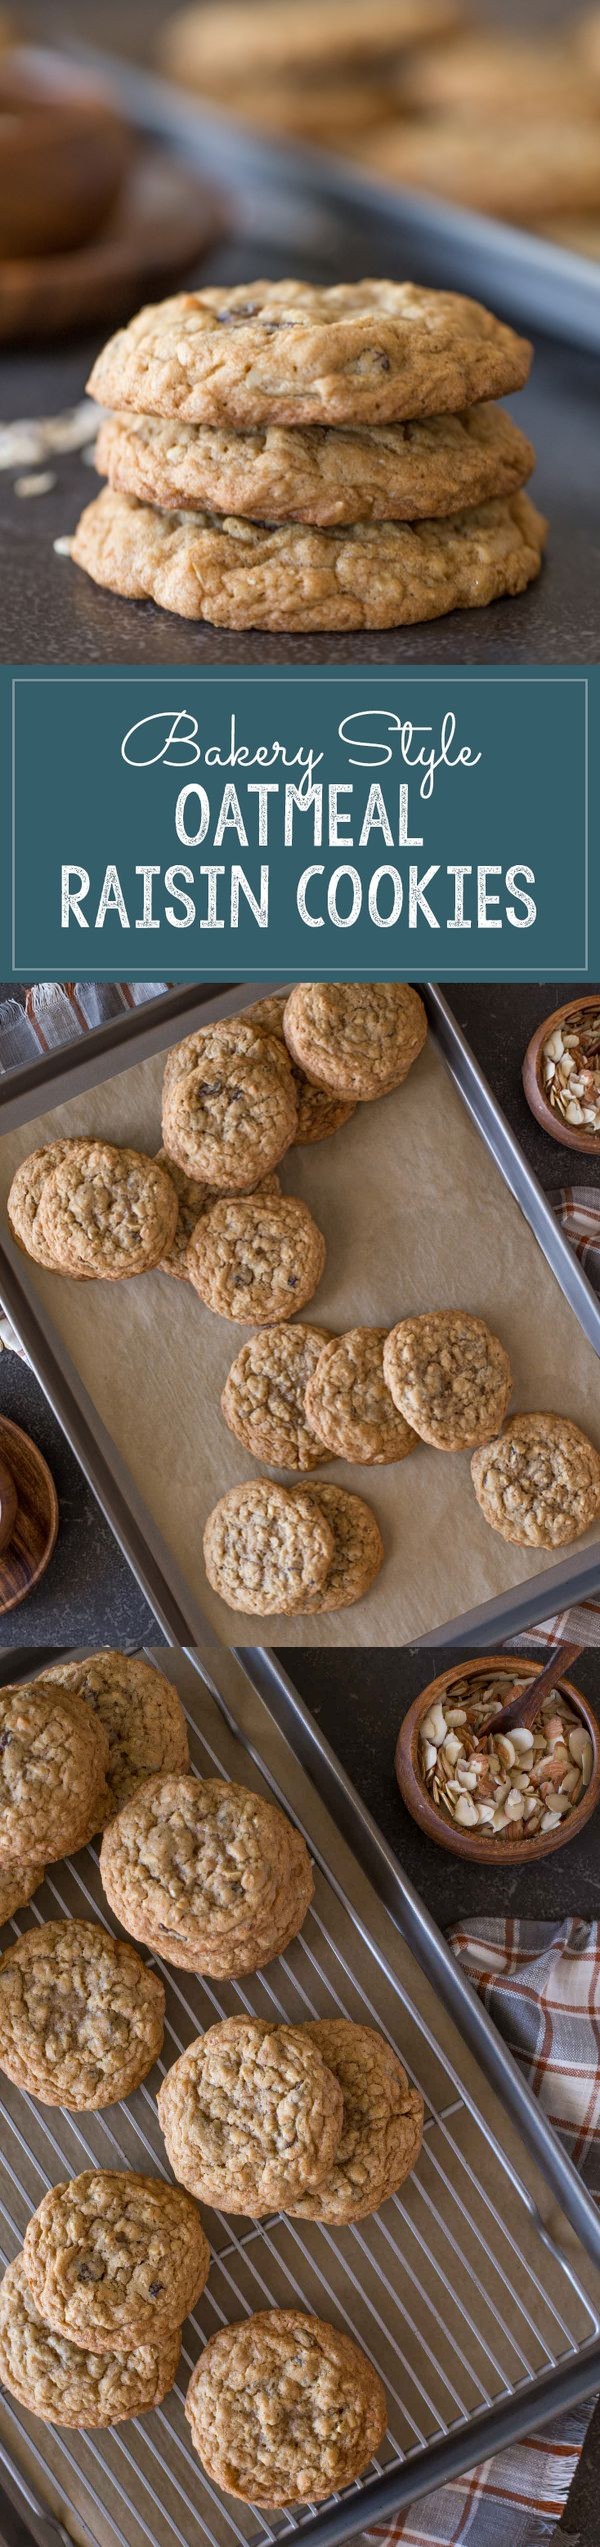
[[1, 664, 595, 982]]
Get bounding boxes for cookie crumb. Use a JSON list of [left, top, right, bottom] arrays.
[[15, 472, 56, 497]]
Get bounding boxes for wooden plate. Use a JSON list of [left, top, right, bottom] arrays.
[[0, 141, 225, 340], [0, 1415, 58, 1612]]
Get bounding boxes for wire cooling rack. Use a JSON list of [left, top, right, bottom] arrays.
[[0, 1647, 599, 2547]]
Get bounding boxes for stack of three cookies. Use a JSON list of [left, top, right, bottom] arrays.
[[72, 279, 547, 632]]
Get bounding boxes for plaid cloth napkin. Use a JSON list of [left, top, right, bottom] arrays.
[[370, 1917, 600, 2547], [512, 1604, 600, 1650], [552, 1190, 600, 1293]]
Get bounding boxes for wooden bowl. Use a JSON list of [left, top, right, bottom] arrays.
[[0, 48, 129, 260], [0, 1452, 17, 1556], [395, 1655, 600, 1863], [0, 1416, 58, 1613], [0, 144, 225, 342], [522, 992, 600, 1156]]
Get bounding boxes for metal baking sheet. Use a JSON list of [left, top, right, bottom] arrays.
[[2, 50, 599, 667], [0, 1638, 599, 2547], [0, 979, 598, 1649]]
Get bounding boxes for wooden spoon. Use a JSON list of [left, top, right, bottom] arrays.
[[484, 1641, 583, 1740]]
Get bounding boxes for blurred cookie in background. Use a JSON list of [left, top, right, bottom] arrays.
[[158, 0, 600, 252], [358, 116, 600, 230], [201, 74, 392, 148], [399, 30, 600, 120], [576, 8, 600, 77], [536, 215, 600, 256], [160, 0, 464, 153]]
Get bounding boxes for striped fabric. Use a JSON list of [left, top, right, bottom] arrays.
[[512, 1604, 600, 1651], [370, 1917, 600, 2547], [549, 1188, 600, 1297]]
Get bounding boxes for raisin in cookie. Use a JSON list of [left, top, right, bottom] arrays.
[[300, 1483, 385, 1611], [185, 2308, 387, 2504], [0, 1861, 45, 1926], [162, 1013, 292, 1104], [471, 1413, 600, 1548], [306, 1329, 417, 1465], [163, 1051, 295, 1181], [284, 982, 427, 1099], [288, 2021, 424, 2222], [187, 1193, 326, 1323], [161, 1018, 296, 1187], [71, 488, 546, 632], [0, 1920, 165, 2109], [23, 2170, 209, 2352], [221, 1325, 330, 1470], [0, 1678, 109, 1868], [43, 1650, 189, 1822], [157, 2016, 343, 2215], [0, 2254, 180, 2429], [96, 401, 535, 527], [204, 1478, 334, 1613], [100, 1773, 314, 1977], [383, 1310, 512, 1452], [88, 282, 531, 431], [38, 1142, 178, 1280]]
